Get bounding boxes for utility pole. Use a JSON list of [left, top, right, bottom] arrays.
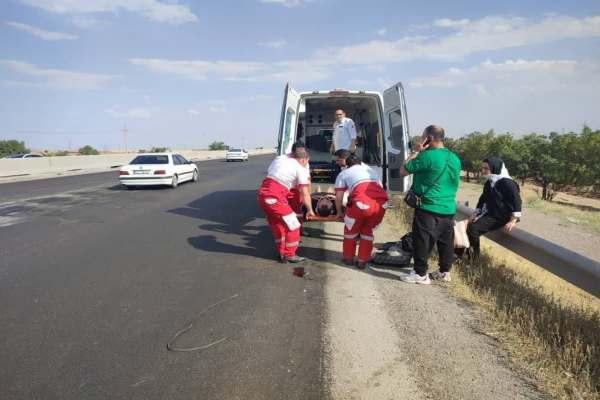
[[123, 125, 128, 153]]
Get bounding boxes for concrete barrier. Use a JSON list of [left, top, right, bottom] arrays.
[[0, 149, 275, 182]]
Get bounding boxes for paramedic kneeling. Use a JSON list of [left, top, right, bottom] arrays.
[[258, 148, 316, 263], [335, 154, 388, 269]]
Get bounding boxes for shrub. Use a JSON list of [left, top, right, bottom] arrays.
[[78, 145, 99, 155]]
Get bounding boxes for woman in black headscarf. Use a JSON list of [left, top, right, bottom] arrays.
[[460, 156, 522, 260]]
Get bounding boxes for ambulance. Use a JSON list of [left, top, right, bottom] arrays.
[[276, 83, 412, 193]]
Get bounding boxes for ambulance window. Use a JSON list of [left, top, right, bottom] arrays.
[[389, 110, 404, 149], [283, 107, 296, 153]]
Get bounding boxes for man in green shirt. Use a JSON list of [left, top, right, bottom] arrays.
[[400, 125, 461, 284]]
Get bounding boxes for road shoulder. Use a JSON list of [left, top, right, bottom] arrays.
[[317, 215, 545, 400]]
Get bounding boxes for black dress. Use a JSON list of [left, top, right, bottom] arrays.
[[461, 178, 522, 259]]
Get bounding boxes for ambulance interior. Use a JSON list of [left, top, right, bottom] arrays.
[[295, 96, 383, 172]]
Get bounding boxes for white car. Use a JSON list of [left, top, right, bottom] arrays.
[[119, 153, 198, 188], [226, 148, 248, 162], [3, 153, 43, 159]]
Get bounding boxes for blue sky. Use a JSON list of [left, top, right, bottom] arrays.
[[1, 0, 599, 151]]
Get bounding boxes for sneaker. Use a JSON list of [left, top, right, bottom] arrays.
[[401, 271, 431, 285], [342, 258, 355, 266], [285, 255, 306, 263], [430, 270, 451, 282], [278, 254, 287, 263], [356, 261, 367, 270]]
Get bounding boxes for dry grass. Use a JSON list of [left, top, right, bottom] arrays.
[[389, 197, 600, 399]]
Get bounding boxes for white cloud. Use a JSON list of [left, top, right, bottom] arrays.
[[130, 14, 600, 85], [317, 14, 600, 65], [259, 39, 287, 48], [434, 18, 470, 28], [259, 0, 313, 7], [208, 106, 226, 113], [409, 59, 593, 92], [187, 109, 201, 115], [106, 105, 152, 119], [0, 60, 118, 89], [407, 59, 600, 138], [129, 58, 267, 80], [5, 21, 78, 40], [19, 0, 198, 25], [375, 28, 386, 36], [70, 16, 110, 29]]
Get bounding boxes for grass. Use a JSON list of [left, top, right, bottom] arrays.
[[389, 197, 600, 400], [460, 180, 600, 235]]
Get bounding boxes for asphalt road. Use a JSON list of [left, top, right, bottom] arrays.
[[0, 155, 327, 400]]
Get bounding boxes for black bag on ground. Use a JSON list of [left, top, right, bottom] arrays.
[[401, 232, 413, 254]]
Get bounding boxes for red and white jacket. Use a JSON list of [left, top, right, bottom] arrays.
[[266, 155, 310, 190], [335, 163, 388, 205]]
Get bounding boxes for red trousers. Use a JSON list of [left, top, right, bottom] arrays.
[[343, 198, 386, 262], [258, 178, 301, 258], [288, 188, 305, 230]]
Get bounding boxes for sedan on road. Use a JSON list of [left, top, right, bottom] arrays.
[[118, 153, 198, 188], [3, 153, 43, 158], [226, 148, 248, 162]]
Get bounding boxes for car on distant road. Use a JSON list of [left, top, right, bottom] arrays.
[[3, 153, 43, 159], [225, 148, 248, 162], [118, 153, 198, 189]]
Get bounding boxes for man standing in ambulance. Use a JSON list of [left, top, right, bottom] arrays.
[[334, 154, 388, 269], [258, 148, 316, 263], [330, 109, 357, 154]]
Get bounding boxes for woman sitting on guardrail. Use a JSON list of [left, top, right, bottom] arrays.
[[458, 156, 522, 260]]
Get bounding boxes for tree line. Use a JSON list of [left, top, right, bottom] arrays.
[[441, 127, 600, 201]]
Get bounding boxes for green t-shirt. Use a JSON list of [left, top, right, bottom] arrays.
[[404, 147, 461, 215]]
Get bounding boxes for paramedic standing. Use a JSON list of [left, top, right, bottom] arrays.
[[258, 148, 316, 263], [288, 142, 311, 232], [335, 154, 388, 269], [331, 109, 357, 154]]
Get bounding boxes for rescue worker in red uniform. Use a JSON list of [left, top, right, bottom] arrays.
[[335, 154, 388, 269], [258, 148, 315, 263]]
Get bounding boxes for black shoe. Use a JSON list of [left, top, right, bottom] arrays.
[[278, 254, 287, 263], [356, 261, 367, 270], [286, 255, 306, 263]]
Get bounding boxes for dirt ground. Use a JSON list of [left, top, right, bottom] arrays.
[[318, 219, 545, 400], [456, 183, 600, 262]]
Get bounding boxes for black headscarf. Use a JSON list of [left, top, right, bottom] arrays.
[[483, 156, 503, 175]]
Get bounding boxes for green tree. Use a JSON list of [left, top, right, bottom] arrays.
[[78, 145, 99, 155], [0, 140, 30, 157], [209, 141, 229, 151], [578, 126, 600, 193], [455, 130, 495, 181], [150, 147, 168, 153]]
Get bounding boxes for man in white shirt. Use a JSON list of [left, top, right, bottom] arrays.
[[258, 148, 315, 263], [331, 109, 357, 154]]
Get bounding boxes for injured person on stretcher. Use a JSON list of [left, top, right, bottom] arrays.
[[259, 145, 387, 268]]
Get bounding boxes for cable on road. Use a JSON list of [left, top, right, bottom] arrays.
[[166, 293, 240, 353]]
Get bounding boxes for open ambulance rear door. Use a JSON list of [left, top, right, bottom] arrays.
[[277, 83, 300, 155], [383, 82, 411, 193]]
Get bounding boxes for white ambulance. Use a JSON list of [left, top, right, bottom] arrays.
[[276, 83, 411, 193]]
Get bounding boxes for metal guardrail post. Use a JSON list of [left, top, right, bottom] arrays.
[[455, 203, 600, 298]]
